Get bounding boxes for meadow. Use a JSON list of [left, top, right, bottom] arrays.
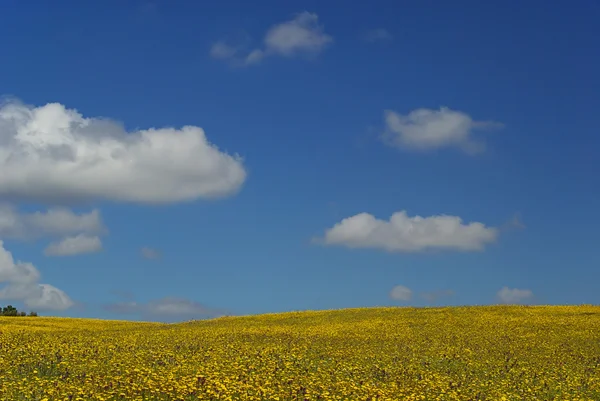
[[0, 305, 598, 401]]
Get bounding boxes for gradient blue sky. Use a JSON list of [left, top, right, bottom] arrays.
[[0, 0, 598, 322]]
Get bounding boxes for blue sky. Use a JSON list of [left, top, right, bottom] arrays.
[[0, 0, 598, 321]]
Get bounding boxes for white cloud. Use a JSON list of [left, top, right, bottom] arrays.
[[0, 100, 246, 204], [44, 234, 102, 256], [382, 107, 502, 153], [15, 284, 73, 311], [390, 285, 412, 301], [105, 297, 225, 322], [363, 28, 393, 42], [497, 287, 533, 304], [264, 12, 332, 57], [211, 11, 332, 66], [0, 204, 106, 258], [0, 240, 73, 310], [317, 210, 498, 252], [140, 246, 160, 260], [0, 204, 105, 240]]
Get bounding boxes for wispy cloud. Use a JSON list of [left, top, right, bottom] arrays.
[[497, 287, 534, 304], [105, 297, 227, 322], [211, 11, 332, 67], [44, 234, 102, 256], [362, 28, 393, 43], [382, 107, 503, 154], [0, 204, 106, 257], [500, 213, 526, 231], [390, 285, 412, 301], [0, 205, 105, 240], [140, 247, 161, 260], [420, 289, 455, 303], [210, 41, 239, 60]]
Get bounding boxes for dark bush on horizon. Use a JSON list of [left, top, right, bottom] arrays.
[[0, 305, 38, 317]]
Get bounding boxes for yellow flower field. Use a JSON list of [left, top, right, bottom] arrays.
[[0, 305, 599, 401]]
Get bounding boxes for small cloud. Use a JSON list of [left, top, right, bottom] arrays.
[[140, 247, 160, 260], [363, 28, 393, 43], [0, 204, 107, 257], [497, 287, 534, 304], [315, 210, 498, 253], [244, 49, 265, 65], [0, 240, 73, 310], [390, 285, 412, 301], [211, 11, 332, 67], [263, 12, 332, 57], [420, 289, 455, 303], [382, 107, 503, 154], [210, 41, 240, 60], [501, 213, 526, 232], [0, 205, 105, 240], [104, 296, 226, 322], [146, 298, 218, 317], [44, 235, 102, 256]]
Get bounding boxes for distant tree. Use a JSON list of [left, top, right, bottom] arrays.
[[0, 305, 34, 317], [2, 305, 18, 316]]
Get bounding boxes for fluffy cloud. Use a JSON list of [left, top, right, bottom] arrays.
[[211, 12, 332, 66], [105, 297, 226, 322], [497, 287, 534, 304], [363, 28, 393, 42], [44, 234, 102, 256], [382, 107, 502, 153], [390, 285, 412, 301], [0, 100, 246, 204], [0, 240, 73, 310], [317, 210, 498, 253], [140, 247, 160, 260], [0, 204, 105, 240]]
